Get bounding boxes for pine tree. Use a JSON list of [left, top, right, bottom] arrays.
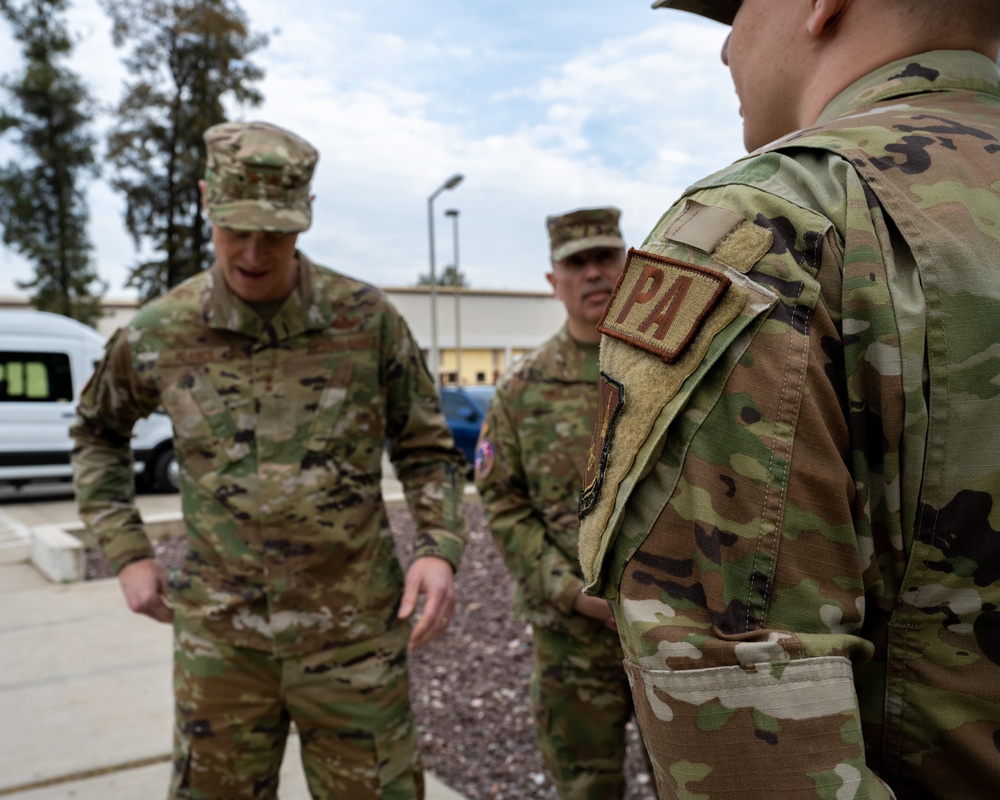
[[101, 0, 267, 301], [0, 0, 104, 326], [417, 265, 469, 287]]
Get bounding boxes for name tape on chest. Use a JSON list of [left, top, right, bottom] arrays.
[[159, 346, 231, 366], [598, 248, 730, 363]]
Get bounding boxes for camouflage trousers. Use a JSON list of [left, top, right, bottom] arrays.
[[169, 622, 423, 800], [530, 620, 635, 800]]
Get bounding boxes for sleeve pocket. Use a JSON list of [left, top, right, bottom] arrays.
[[624, 656, 880, 799]]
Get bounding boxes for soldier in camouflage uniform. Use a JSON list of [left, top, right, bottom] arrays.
[[71, 121, 467, 800], [578, 2, 1000, 798], [475, 208, 638, 800]]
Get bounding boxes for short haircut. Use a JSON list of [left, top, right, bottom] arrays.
[[885, 0, 1000, 42]]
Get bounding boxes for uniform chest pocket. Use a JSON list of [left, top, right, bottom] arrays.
[[160, 365, 249, 476], [303, 358, 356, 453]]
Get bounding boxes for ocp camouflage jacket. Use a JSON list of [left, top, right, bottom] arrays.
[[581, 50, 1000, 799], [72, 253, 466, 656], [476, 326, 600, 630]]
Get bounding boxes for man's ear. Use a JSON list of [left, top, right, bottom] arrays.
[[545, 270, 557, 294], [806, 0, 848, 38]]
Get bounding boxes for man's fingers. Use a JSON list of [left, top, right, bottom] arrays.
[[401, 556, 456, 650], [119, 559, 173, 623], [145, 598, 175, 623], [397, 577, 420, 620], [408, 604, 453, 650]]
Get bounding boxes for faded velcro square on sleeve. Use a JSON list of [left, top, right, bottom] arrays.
[[598, 248, 730, 363]]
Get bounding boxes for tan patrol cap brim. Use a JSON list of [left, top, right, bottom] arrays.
[[651, 0, 739, 25], [553, 236, 627, 263]]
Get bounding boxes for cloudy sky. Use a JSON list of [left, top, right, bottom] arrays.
[[0, 0, 743, 299]]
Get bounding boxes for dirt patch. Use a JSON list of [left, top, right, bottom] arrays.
[[86, 503, 655, 800]]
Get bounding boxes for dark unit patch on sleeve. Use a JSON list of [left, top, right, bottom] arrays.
[[579, 372, 624, 518]]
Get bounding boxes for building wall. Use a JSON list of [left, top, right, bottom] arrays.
[[1, 285, 565, 385], [437, 347, 530, 386]]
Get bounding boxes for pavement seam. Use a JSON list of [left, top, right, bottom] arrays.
[[0, 755, 171, 796]]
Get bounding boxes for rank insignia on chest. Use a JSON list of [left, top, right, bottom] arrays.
[[598, 248, 730, 363]]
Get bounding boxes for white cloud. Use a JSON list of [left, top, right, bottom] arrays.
[[0, 0, 744, 299]]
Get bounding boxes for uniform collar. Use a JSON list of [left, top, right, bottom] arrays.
[[553, 324, 601, 381], [203, 251, 333, 341], [817, 50, 1000, 125]]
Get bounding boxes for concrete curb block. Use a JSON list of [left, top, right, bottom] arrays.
[[27, 510, 194, 584], [0, 509, 32, 564], [30, 523, 84, 583]]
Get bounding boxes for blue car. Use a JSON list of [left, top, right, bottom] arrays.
[[439, 385, 495, 469]]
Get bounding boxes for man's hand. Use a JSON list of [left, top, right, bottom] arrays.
[[574, 591, 618, 632], [118, 558, 173, 623], [398, 556, 456, 651]]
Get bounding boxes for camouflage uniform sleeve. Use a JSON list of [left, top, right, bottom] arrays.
[[582, 152, 900, 798], [71, 328, 161, 573], [383, 309, 467, 569], [475, 378, 584, 615]]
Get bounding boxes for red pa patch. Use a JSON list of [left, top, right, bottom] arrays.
[[599, 248, 730, 363]]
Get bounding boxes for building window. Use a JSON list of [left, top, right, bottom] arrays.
[[476, 371, 486, 384]]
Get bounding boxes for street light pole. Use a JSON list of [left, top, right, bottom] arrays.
[[444, 208, 461, 385], [427, 174, 463, 382]]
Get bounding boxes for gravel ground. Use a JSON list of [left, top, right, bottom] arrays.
[[86, 502, 655, 800]]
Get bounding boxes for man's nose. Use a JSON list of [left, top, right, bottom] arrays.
[[243, 234, 266, 264], [721, 32, 731, 66], [582, 259, 605, 280]]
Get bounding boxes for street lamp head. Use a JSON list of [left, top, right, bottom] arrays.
[[443, 174, 464, 190], [444, 208, 459, 218]]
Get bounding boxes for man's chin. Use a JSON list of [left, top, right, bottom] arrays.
[[583, 297, 612, 317]]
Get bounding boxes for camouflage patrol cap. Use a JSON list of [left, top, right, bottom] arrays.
[[547, 207, 626, 262], [203, 121, 318, 233], [651, 0, 739, 25]]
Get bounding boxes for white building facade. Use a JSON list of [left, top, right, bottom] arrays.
[[1, 285, 567, 386]]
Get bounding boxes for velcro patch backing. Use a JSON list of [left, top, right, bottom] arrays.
[[663, 199, 744, 253], [598, 248, 730, 363]]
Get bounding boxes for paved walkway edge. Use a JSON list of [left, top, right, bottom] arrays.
[[0, 488, 473, 800]]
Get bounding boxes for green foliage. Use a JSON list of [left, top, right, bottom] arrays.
[[417, 264, 469, 287], [101, 0, 267, 301], [0, 0, 105, 326]]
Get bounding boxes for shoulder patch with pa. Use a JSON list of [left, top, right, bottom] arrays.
[[598, 247, 730, 363]]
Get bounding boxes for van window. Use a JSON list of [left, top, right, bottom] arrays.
[[0, 351, 73, 402]]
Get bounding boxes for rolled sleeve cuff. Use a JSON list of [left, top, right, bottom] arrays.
[[104, 531, 156, 575], [413, 528, 465, 571], [553, 575, 586, 616]]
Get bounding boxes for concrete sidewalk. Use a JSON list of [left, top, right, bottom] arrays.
[[0, 484, 469, 800]]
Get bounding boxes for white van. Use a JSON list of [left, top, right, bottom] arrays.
[[0, 309, 178, 492]]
